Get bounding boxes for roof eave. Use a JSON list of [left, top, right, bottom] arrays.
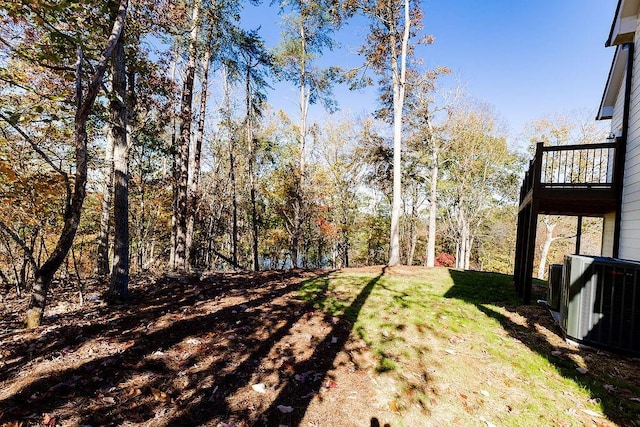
[[606, 0, 640, 47], [598, 46, 628, 121]]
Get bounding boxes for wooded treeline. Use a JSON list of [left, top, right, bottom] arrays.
[[0, 0, 556, 327]]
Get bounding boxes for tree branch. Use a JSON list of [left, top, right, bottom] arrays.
[[0, 221, 38, 272], [0, 35, 75, 72], [77, 0, 128, 120], [0, 111, 72, 199]]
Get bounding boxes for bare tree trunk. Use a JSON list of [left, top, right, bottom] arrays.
[[137, 142, 145, 271], [290, 17, 311, 269], [341, 229, 349, 268], [455, 206, 467, 270], [407, 186, 419, 266], [221, 66, 239, 268], [464, 232, 472, 270], [426, 147, 438, 267], [408, 220, 417, 266], [25, 0, 128, 328], [249, 165, 259, 270], [169, 44, 179, 270], [96, 126, 114, 276], [388, 0, 410, 266], [108, 33, 129, 303], [174, 0, 200, 271], [537, 216, 557, 279], [231, 150, 238, 268], [186, 45, 210, 269], [245, 61, 260, 272]]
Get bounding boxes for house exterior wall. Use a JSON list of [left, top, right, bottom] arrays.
[[619, 24, 640, 260], [612, 64, 626, 135], [602, 49, 629, 257], [602, 212, 616, 257]]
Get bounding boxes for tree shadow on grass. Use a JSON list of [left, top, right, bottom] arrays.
[[445, 269, 640, 426], [256, 267, 386, 426], [163, 268, 386, 426]]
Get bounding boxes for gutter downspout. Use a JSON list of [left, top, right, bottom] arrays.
[[614, 41, 634, 258]]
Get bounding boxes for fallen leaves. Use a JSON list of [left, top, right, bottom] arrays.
[[582, 408, 603, 418], [151, 388, 169, 402], [42, 414, 56, 427], [127, 387, 142, 397], [3, 269, 640, 427]]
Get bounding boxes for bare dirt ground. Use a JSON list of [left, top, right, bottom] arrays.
[[1, 270, 393, 427], [1, 268, 640, 426]]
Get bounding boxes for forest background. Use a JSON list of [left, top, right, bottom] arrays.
[[0, 0, 612, 327]]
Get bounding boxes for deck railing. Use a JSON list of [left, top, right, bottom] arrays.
[[520, 141, 618, 202]]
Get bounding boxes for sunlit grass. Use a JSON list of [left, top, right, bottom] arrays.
[[297, 267, 640, 426]]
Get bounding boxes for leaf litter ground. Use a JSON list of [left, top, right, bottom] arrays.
[[1, 267, 640, 426]]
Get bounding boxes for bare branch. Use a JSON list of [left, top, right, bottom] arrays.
[[77, 0, 128, 120], [23, 3, 77, 46], [0, 111, 71, 198], [0, 221, 38, 272], [0, 35, 75, 72]]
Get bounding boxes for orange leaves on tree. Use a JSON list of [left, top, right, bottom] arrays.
[[317, 214, 338, 239]]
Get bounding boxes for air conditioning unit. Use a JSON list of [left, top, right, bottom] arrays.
[[548, 264, 563, 312], [560, 254, 640, 354]]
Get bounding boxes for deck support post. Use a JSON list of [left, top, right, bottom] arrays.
[[576, 215, 582, 255]]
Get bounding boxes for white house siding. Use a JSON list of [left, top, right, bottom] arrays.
[[602, 212, 616, 257], [602, 50, 629, 257], [619, 24, 640, 260]]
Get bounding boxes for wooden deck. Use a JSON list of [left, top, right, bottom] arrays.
[[514, 140, 622, 303]]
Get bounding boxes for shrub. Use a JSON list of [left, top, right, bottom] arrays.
[[435, 253, 455, 267]]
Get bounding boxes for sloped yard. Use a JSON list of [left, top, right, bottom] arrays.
[[2, 267, 640, 426]]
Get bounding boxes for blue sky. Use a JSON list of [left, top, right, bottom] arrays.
[[241, 1, 617, 137]]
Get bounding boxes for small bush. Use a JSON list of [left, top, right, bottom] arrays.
[[435, 253, 455, 267], [377, 357, 398, 373]]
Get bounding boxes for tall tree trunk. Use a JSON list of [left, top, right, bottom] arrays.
[[246, 60, 260, 272], [137, 141, 145, 270], [174, 0, 200, 271], [341, 225, 349, 268], [388, 0, 410, 266], [25, 0, 128, 328], [455, 206, 465, 270], [407, 219, 417, 266], [537, 216, 557, 279], [407, 186, 419, 266], [231, 150, 238, 268], [426, 146, 438, 267], [291, 18, 309, 269], [249, 156, 259, 271], [186, 46, 210, 269], [108, 33, 129, 303], [221, 66, 239, 268], [169, 44, 179, 269], [455, 211, 472, 270], [96, 125, 115, 276]]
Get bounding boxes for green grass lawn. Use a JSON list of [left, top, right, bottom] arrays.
[[297, 267, 640, 426]]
